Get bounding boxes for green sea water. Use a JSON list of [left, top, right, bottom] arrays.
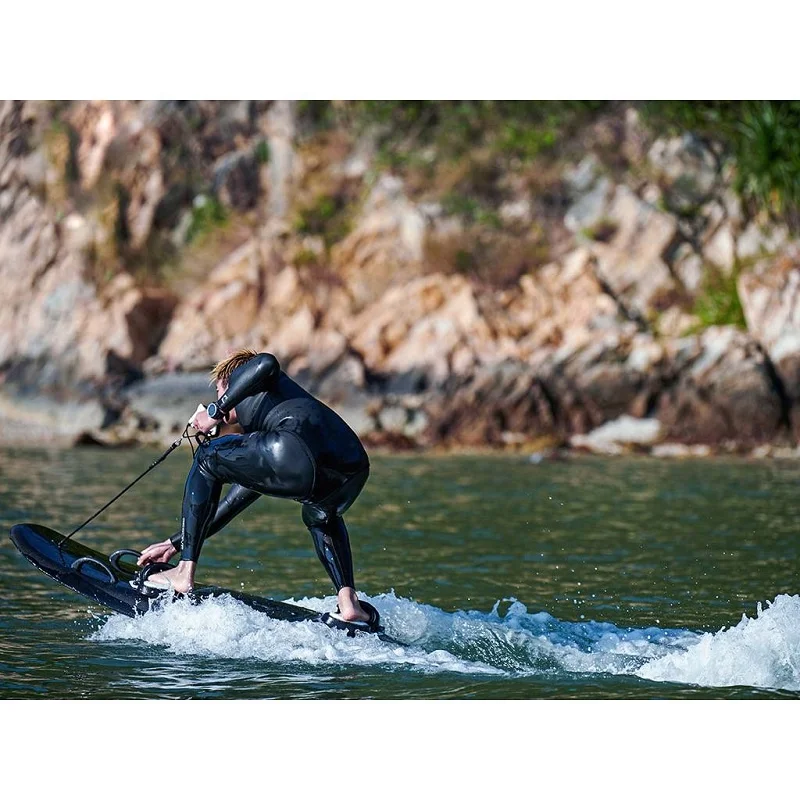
[[2, 446, 799, 699]]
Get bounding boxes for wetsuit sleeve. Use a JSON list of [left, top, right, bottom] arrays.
[[217, 353, 280, 416], [170, 484, 261, 550]]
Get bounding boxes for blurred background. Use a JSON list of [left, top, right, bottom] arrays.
[[2, 100, 800, 458], [4, 101, 800, 702]]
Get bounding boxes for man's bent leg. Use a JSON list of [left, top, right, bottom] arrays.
[[145, 450, 224, 592], [301, 467, 371, 622], [303, 508, 371, 624], [147, 432, 315, 592], [179, 458, 224, 562], [304, 512, 355, 592], [168, 483, 261, 553]]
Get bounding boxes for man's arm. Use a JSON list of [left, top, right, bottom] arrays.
[[216, 353, 280, 417], [169, 483, 261, 550]]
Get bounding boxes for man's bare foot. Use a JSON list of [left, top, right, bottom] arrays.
[[145, 562, 195, 594], [336, 587, 370, 623]]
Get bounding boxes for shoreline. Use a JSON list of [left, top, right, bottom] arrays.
[[4, 431, 799, 463]]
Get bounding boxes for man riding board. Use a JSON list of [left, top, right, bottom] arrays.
[[135, 348, 378, 630]]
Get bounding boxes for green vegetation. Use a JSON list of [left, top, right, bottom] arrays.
[[293, 101, 800, 226], [581, 217, 618, 242], [293, 192, 352, 248], [186, 195, 228, 244], [454, 248, 477, 273], [297, 101, 608, 163], [254, 139, 270, 165], [692, 267, 747, 330], [441, 192, 502, 229], [41, 121, 79, 203], [40, 100, 800, 294], [641, 101, 800, 219], [292, 247, 322, 267]]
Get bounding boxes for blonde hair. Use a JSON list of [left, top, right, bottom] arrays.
[[211, 348, 259, 385]]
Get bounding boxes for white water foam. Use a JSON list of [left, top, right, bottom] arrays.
[[636, 594, 800, 691], [90, 591, 505, 676], [89, 591, 800, 691]]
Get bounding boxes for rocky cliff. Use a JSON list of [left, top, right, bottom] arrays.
[[2, 100, 799, 457]]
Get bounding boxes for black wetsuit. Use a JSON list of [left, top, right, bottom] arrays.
[[169, 353, 370, 592]]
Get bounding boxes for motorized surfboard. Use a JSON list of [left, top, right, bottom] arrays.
[[9, 523, 397, 643]]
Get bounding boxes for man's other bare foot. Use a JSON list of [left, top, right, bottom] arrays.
[[336, 587, 370, 623]]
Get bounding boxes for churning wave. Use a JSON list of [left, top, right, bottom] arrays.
[[90, 591, 800, 691]]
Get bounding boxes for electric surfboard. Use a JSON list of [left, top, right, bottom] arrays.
[[9, 523, 398, 643]]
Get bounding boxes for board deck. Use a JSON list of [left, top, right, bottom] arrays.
[[9, 523, 397, 642]]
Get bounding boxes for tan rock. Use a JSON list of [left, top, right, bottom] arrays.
[[268, 305, 316, 363], [704, 222, 736, 274], [348, 274, 495, 385], [738, 250, 800, 356], [672, 243, 704, 294], [119, 127, 164, 251], [331, 175, 427, 309], [655, 306, 699, 338], [698, 200, 726, 244], [737, 221, 789, 261], [651, 443, 712, 458], [622, 107, 650, 164], [69, 100, 117, 190], [262, 100, 296, 220], [590, 185, 680, 318], [508, 248, 621, 357], [303, 330, 348, 375], [83, 273, 176, 367], [158, 241, 263, 368]]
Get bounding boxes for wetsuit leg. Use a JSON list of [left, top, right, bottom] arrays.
[[169, 483, 260, 551], [179, 457, 223, 562], [209, 484, 261, 535], [300, 468, 369, 591], [179, 432, 315, 563], [303, 510, 355, 592]]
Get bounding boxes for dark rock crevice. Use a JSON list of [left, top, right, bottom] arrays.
[[757, 344, 793, 436]]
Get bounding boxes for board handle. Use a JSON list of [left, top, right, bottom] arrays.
[[128, 561, 174, 594], [72, 557, 116, 585], [109, 549, 142, 570]]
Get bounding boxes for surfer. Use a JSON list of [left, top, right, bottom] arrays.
[[135, 349, 378, 629]]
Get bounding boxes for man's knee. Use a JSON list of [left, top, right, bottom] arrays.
[[302, 503, 329, 528], [303, 468, 369, 526], [193, 434, 245, 481]]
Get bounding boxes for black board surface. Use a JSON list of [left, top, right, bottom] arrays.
[[9, 523, 395, 641]]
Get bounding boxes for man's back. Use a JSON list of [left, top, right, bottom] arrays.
[[226, 354, 369, 485]]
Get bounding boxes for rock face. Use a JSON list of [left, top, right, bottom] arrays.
[[331, 175, 427, 309], [156, 236, 353, 373], [0, 102, 177, 401], [738, 249, 800, 436], [589, 185, 681, 320], [656, 328, 787, 447], [347, 274, 491, 386], [647, 134, 720, 213], [2, 100, 800, 456]]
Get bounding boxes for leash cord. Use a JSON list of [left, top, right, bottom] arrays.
[[58, 425, 203, 550]]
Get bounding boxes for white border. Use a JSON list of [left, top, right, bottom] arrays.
[[1, 699, 794, 797], [3, 3, 795, 99]]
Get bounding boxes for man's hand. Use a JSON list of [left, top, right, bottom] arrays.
[[137, 538, 178, 567], [189, 404, 218, 435]]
